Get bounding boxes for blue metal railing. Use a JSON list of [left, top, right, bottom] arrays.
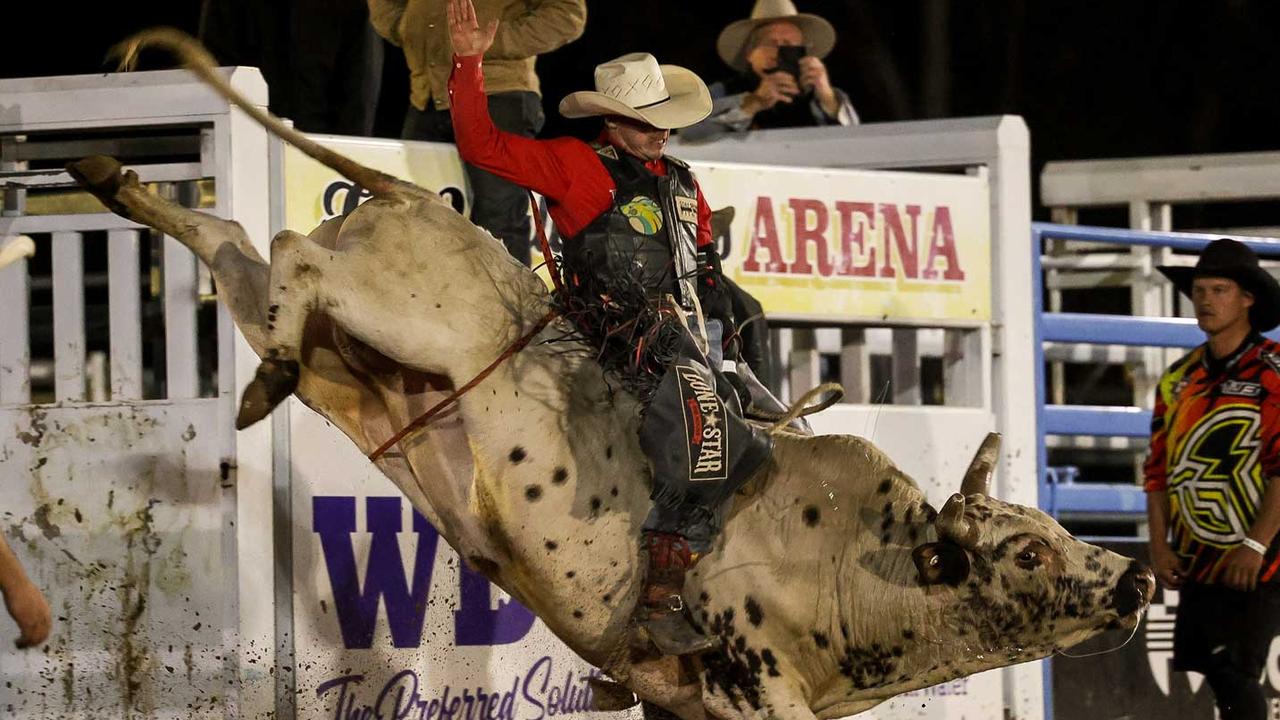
[[1033, 223, 1280, 519]]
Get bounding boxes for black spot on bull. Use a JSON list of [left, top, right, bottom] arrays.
[[812, 631, 830, 649], [704, 607, 764, 710], [839, 644, 897, 690], [877, 478, 892, 494], [802, 506, 820, 527], [745, 597, 764, 626], [761, 648, 781, 677], [509, 446, 527, 463], [552, 467, 569, 485], [525, 485, 543, 501]]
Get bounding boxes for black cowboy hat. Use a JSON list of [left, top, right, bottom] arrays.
[[1157, 238, 1280, 331]]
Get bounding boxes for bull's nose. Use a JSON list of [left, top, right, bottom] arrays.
[[1113, 562, 1155, 617]]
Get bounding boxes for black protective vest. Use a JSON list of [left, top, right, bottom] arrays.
[[562, 144, 701, 308]]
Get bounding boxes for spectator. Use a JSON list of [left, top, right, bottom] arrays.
[[1143, 239, 1280, 720], [199, 0, 383, 136], [371, 0, 586, 265], [681, 0, 857, 142], [0, 534, 50, 648]]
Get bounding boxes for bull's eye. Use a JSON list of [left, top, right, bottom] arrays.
[[1015, 548, 1041, 569]]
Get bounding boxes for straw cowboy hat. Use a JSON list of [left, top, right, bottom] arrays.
[[717, 0, 837, 72], [1158, 238, 1280, 331], [559, 53, 712, 130]]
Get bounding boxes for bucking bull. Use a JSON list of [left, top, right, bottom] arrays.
[[44, 30, 1154, 720]]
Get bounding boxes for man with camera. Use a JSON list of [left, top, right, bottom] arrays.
[[680, 0, 857, 141]]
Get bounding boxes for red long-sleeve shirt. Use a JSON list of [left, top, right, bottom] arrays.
[[447, 54, 712, 245]]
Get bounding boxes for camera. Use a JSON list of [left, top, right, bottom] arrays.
[[774, 45, 806, 83]]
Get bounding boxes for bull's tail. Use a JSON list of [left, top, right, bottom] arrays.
[[111, 28, 435, 201], [0, 236, 36, 271]]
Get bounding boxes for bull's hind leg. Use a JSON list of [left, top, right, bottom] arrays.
[[67, 155, 273, 355], [235, 229, 329, 429]]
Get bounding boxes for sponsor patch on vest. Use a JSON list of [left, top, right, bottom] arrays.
[[675, 195, 699, 224], [675, 363, 728, 482], [621, 195, 663, 235], [1221, 379, 1263, 397]]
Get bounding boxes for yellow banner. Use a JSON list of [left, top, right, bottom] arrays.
[[282, 138, 990, 324], [695, 162, 990, 323]]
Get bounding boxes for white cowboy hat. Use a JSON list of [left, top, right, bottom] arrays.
[[716, 0, 837, 72], [559, 53, 712, 130]]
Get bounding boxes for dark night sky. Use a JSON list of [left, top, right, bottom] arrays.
[[4, 1, 1280, 219]]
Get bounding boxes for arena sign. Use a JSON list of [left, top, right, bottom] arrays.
[[693, 162, 991, 324], [283, 138, 1002, 719]]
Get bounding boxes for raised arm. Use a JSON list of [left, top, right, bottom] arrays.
[[447, 0, 586, 201]]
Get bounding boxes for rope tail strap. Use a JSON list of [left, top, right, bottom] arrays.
[[368, 310, 558, 461]]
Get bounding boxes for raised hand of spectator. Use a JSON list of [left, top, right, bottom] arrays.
[[743, 71, 800, 116], [799, 56, 839, 116], [3, 575, 50, 648], [448, 0, 499, 58]]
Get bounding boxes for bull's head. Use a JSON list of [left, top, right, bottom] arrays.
[[910, 434, 1154, 664]]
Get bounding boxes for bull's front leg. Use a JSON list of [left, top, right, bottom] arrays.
[[67, 155, 272, 355], [233, 228, 336, 429]]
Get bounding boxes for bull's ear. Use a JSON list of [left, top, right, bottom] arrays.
[[912, 542, 971, 586]]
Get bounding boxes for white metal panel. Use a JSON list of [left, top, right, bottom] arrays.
[[787, 328, 820, 401], [0, 68, 269, 132], [0, 244, 31, 404], [0, 213, 147, 235], [163, 235, 199, 399], [891, 328, 921, 404], [218, 105, 277, 718], [108, 230, 143, 400], [944, 327, 987, 408], [52, 231, 85, 402], [1042, 151, 1280, 207], [840, 328, 871, 404], [0, 401, 229, 717]]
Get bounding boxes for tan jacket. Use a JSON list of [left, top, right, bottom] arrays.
[[370, 0, 587, 111]]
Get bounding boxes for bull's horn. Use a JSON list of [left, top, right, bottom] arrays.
[[936, 493, 979, 548], [960, 432, 1001, 497]]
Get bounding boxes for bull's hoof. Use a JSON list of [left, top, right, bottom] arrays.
[[587, 677, 639, 711], [235, 358, 300, 430], [65, 156, 134, 218]]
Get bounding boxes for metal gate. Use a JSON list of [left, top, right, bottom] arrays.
[[0, 69, 275, 718]]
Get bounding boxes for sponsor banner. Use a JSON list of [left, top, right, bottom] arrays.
[[283, 139, 990, 326], [1052, 540, 1280, 719], [694, 162, 990, 324], [287, 405, 632, 720]]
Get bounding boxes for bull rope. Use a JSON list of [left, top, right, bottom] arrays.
[[367, 309, 558, 461], [528, 191, 565, 299]]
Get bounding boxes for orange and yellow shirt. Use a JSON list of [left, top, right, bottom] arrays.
[[1144, 334, 1280, 584]]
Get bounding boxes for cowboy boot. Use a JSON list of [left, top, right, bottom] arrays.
[[636, 531, 716, 656]]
